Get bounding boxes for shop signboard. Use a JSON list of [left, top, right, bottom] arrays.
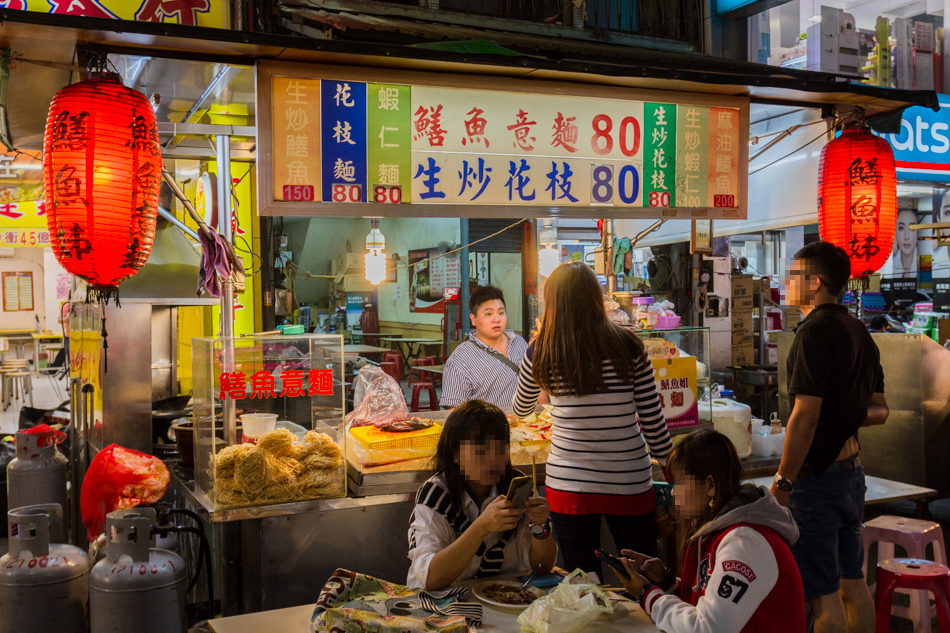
[[934, 278, 950, 312], [650, 356, 699, 430], [259, 62, 749, 220], [0, 200, 49, 248], [878, 94, 950, 182], [2, 0, 229, 28], [880, 277, 918, 303]]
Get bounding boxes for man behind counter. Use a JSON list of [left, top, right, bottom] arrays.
[[440, 285, 527, 410]]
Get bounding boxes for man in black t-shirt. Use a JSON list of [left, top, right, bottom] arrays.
[[771, 242, 889, 633]]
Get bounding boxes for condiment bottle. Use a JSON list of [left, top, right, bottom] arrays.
[[769, 413, 783, 435]]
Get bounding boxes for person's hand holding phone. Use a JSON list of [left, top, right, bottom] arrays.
[[523, 495, 550, 525], [620, 549, 669, 585], [472, 496, 522, 536]]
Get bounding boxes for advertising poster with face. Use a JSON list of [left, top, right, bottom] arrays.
[[886, 207, 919, 279], [408, 246, 461, 313]]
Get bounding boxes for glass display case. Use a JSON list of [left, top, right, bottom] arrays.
[[636, 326, 713, 436], [192, 334, 346, 509]]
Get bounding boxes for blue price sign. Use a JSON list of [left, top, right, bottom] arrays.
[[321, 80, 368, 202]]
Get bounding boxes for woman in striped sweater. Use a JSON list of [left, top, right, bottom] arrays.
[[512, 262, 672, 577]]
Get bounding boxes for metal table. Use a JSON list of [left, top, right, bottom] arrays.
[[748, 474, 937, 517], [342, 344, 391, 355], [32, 333, 64, 367], [379, 337, 442, 366]]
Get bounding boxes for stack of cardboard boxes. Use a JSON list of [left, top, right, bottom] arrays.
[[731, 274, 755, 366]]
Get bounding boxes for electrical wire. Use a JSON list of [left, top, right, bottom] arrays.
[[285, 217, 529, 280]]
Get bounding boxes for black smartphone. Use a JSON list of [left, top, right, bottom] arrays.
[[595, 548, 630, 580]]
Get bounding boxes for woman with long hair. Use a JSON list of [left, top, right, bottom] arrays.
[[407, 400, 557, 590], [512, 262, 672, 577], [611, 429, 805, 632]]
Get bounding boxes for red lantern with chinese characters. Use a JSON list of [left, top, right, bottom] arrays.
[[817, 124, 897, 284], [43, 74, 161, 301]]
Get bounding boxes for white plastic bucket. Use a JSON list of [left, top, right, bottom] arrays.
[[240, 413, 278, 442]]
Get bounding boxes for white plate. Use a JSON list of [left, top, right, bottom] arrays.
[[471, 580, 546, 609]]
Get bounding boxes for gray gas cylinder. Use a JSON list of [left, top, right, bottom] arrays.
[[90, 508, 187, 633], [6, 432, 68, 541], [0, 504, 90, 633]]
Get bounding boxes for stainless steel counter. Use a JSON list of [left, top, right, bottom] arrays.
[[165, 467, 415, 615]]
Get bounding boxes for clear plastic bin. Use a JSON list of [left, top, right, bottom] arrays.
[[192, 335, 346, 509]]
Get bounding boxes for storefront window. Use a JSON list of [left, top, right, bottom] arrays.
[[747, 0, 942, 90]]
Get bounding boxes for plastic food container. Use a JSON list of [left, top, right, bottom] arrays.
[[708, 399, 752, 459], [240, 413, 278, 443], [630, 296, 656, 329]]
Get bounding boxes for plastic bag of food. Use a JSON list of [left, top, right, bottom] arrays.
[[347, 365, 409, 428], [80, 444, 170, 540], [517, 569, 613, 633]]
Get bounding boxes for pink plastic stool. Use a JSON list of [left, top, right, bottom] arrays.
[[864, 515, 947, 633], [410, 383, 438, 412], [875, 559, 950, 633]]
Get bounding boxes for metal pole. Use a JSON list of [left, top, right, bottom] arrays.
[[460, 218, 470, 337], [216, 134, 237, 447]]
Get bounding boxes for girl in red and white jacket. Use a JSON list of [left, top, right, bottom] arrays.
[[613, 429, 806, 633]]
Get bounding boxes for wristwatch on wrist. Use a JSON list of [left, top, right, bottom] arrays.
[[773, 473, 794, 492], [529, 519, 551, 540]]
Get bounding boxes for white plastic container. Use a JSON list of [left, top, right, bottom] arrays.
[[708, 399, 752, 459], [240, 413, 278, 444], [751, 430, 785, 457]]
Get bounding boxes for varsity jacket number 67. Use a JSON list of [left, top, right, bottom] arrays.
[[641, 486, 806, 633]]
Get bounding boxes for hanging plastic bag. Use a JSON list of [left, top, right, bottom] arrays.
[[346, 365, 409, 428], [80, 444, 170, 540], [517, 569, 614, 633]]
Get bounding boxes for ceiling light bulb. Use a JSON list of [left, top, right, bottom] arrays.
[[365, 249, 386, 285]]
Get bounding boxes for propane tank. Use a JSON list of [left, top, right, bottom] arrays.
[[6, 432, 68, 541], [0, 504, 90, 633], [90, 508, 187, 633]]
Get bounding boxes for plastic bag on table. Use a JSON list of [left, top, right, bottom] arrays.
[[80, 444, 170, 541], [517, 569, 613, 633], [346, 365, 408, 428]]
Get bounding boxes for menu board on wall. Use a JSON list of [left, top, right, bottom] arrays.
[[259, 62, 749, 219], [2, 271, 33, 311]]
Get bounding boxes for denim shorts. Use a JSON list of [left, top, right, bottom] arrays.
[[788, 465, 867, 597]]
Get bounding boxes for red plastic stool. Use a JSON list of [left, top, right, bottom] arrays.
[[379, 361, 399, 383], [418, 355, 441, 386], [875, 559, 950, 633], [410, 383, 438, 412], [408, 357, 434, 386], [864, 515, 947, 632], [382, 351, 404, 380]]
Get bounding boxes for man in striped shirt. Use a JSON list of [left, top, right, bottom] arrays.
[[440, 285, 527, 410]]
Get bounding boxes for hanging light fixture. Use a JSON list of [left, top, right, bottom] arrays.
[[538, 219, 559, 278], [365, 219, 387, 285], [817, 117, 897, 288], [43, 72, 161, 303]]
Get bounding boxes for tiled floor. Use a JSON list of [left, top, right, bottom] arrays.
[[0, 370, 70, 435]]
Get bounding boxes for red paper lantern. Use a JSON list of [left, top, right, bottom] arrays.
[[817, 125, 897, 282], [43, 74, 161, 300]]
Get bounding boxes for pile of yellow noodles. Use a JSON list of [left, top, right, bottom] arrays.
[[214, 429, 344, 507]]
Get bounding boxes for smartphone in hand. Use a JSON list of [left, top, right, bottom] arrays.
[[506, 476, 533, 509], [595, 548, 630, 580]]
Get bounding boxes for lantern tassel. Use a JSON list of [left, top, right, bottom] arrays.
[[848, 277, 870, 292], [101, 316, 108, 374]]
